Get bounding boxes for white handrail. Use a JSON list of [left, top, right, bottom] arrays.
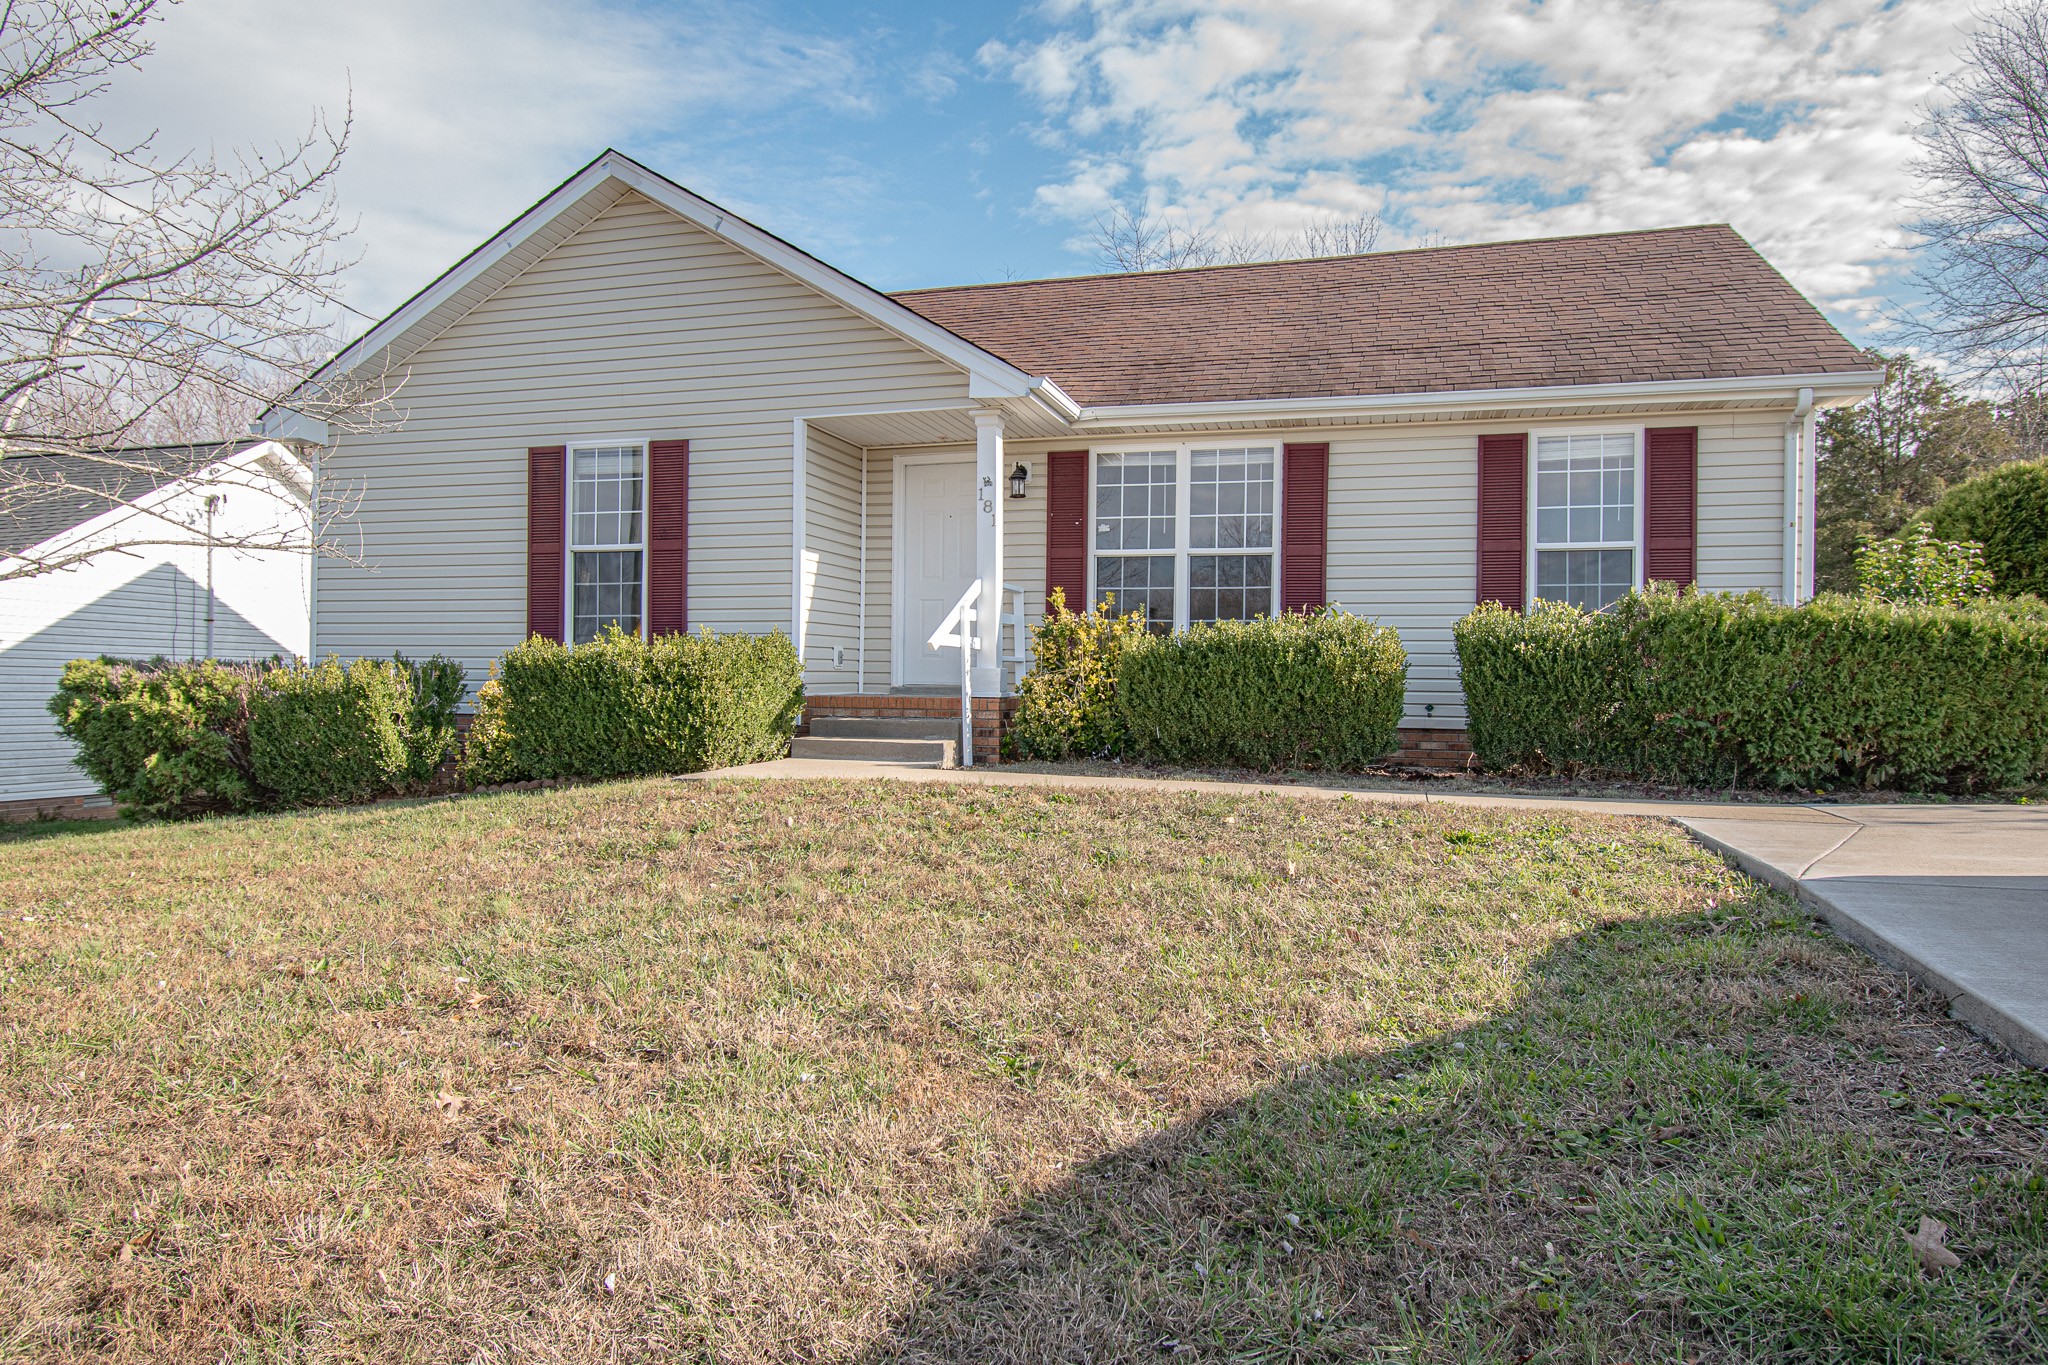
[[927, 578, 984, 766]]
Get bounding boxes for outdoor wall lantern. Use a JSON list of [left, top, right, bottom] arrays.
[[1008, 462, 1029, 499]]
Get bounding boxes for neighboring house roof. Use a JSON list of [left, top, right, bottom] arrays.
[[0, 442, 261, 558], [892, 225, 1872, 408]]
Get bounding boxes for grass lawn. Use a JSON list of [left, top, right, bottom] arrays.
[[0, 778, 2042, 1363]]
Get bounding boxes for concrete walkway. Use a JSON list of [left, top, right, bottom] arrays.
[[689, 759, 2048, 1066]]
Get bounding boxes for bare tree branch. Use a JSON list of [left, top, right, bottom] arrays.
[[0, 0, 396, 584], [1906, 0, 2048, 379], [1089, 201, 1395, 274]]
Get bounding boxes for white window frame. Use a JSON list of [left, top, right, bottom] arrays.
[[1526, 424, 1647, 611], [565, 437, 651, 645], [1086, 440, 1284, 632]]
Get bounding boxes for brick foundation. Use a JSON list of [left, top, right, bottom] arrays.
[[1391, 727, 1474, 772], [0, 792, 119, 823]]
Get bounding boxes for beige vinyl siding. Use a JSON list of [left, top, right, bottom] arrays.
[[315, 191, 971, 686], [1002, 450, 1049, 677], [804, 427, 863, 691], [1696, 413, 1790, 595], [1001, 408, 1795, 727], [861, 448, 894, 686]]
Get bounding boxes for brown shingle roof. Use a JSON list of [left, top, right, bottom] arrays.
[[891, 224, 1870, 408]]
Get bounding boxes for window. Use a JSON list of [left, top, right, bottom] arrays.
[[1533, 431, 1638, 612], [569, 443, 644, 644], [1093, 444, 1278, 633]]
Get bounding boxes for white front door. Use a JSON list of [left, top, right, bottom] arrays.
[[897, 457, 977, 686]]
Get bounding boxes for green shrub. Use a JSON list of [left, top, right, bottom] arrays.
[[1454, 586, 2048, 790], [392, 653, 467, 786], [249, 658, 412, 807], [1855, 525, 1995, 605], [47, 657, 265, 819], [494, 625, 802, 780], [1116, 608, 1408, 771], [1918, 458, 2048, 598], [457, 676, 522, 787], [1006, 588, 1149, 761]]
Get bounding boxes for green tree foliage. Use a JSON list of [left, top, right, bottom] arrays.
[[1917, 458, 2048, 599], [1116, 609, 1408, 771], [1855, 526, 1997, 605], [1815, 353, 2008, 594], [1454, 586, 2048, 791], [1005, 588, 1149, 761]]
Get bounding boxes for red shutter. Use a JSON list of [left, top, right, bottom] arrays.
[[526, 446, 566, 642], [1476, 433, 1527, 610], [1644, 426, 1698, 588], [647, 439, 689, 635], [1046, 449, 1088, 614], [1280, 442, 1328, 613]]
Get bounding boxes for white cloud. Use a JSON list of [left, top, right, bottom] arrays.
[[95, 0, 874, 317], [988, 0, 1977, 324]]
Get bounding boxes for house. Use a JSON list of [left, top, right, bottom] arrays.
[[268, 149, 1879, 763], [0, 441, 311, 817]]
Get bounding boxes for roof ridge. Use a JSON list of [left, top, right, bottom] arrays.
[[889, 223, 1741, 298]]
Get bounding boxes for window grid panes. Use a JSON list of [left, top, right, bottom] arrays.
[[1092, 445, 1279, 632], [572, 550, 643, 645], [1536, 549, 1634, 614], [1534, 432, 1636, 612], [572, 445, 643, 550], [569, 444, 644, 644], [1096, 554, 1176, 635], [1188, 445, 1275, 624], [1191, 553, 1273, 624], [1095, 449, 1176, 551]]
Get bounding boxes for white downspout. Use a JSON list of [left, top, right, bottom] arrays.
[[1799, 400, 1820, 602], [791, 416, 807, 662], [1782, 387, 1813, 605], [857, 447, 867, 694]]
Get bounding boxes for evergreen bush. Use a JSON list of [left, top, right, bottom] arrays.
[[1005, 588, 1148, 761], [1918, 458, 2048, 598], [47, 657, 266, 819], [249, 658, 413, 807]]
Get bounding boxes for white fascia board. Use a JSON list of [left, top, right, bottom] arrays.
[[4, 441, 303, 574], [1067, 369, 1888, 430], [299, 149, 1055, 409]]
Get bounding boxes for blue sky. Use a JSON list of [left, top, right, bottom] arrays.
[[108, 0, 1979, 343]]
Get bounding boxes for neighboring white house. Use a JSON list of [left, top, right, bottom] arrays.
[[266, 150, 1881, 760], [0, 440, 311, 815]]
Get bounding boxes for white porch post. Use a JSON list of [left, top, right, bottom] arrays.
[[972, 408, 1005, 697]]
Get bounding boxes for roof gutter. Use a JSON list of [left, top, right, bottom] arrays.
[[1065, 369, 1885, 431]]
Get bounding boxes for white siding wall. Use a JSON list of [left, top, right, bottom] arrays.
[[315, 192, 971, 686], [995, 408, 1793, 727], [1, 477, 309, 802], [803, 426, 863, 691]]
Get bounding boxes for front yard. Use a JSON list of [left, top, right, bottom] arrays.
[[0, 779, 2042, 1362]]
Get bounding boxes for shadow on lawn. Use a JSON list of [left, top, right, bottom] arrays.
[[869, 898, 2048, 1365]]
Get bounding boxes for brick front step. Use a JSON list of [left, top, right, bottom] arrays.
[[804, 694, 1016, 763], [1392, 728, 1473, 771]]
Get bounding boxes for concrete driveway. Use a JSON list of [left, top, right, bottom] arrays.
[[1676, 804, 2048, 1068], [693, 759, 2048, 1066]]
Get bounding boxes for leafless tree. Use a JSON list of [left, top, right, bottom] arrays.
[[1908, 1, 2048, 381], [1090, 200, 1392, 273], [0, 0, 394, 584]]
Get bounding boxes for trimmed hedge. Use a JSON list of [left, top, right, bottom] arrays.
[[47, 658, 266, 819], [488, 625, 802, 781], [249, 658, 413, 807], [1006, 587, 1149, 761], [1454, 586, 2048, 790], [1117, 608, 1408, 771], [1918, 458, 2048, 599], [49, 653, 467, 817]]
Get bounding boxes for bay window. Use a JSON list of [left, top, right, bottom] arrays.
[[1533, 431, 1640, 612], [1093, 444, 1277, 632], [569, 443, 645, 644]]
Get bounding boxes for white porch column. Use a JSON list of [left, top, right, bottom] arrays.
[[972, 407, 1005, 697]]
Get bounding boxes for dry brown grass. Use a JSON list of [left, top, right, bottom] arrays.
[[0, 778, 2040, 1363]]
